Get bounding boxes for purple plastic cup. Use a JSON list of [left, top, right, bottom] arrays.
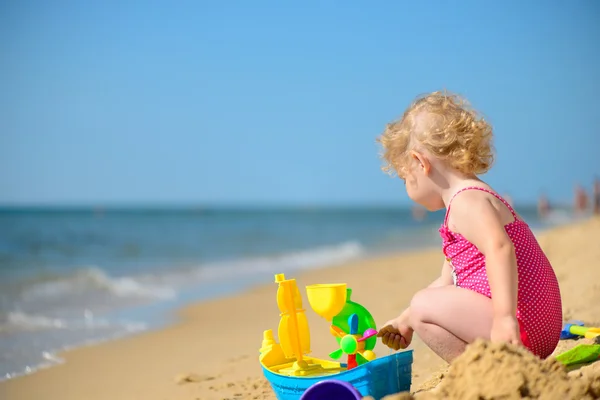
[[300, 379, 362, 400]]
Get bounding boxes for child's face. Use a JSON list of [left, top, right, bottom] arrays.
[[403, 151, 443, 211]]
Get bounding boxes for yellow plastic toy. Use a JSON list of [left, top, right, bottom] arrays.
[[259, 274, 345, 377], [305, 283, 347, 320]]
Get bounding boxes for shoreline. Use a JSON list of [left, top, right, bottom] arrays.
[[0, 235, 442, 382], [2, 245, 439, 377], [2, 217, 600, 399], [1, 247, 446, 400]]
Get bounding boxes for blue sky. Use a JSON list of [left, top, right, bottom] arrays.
[[1, 1, 598, 206]]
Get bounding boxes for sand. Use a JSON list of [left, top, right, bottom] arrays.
[[379, 339, 600, 400], [2, 217, 600, 400]]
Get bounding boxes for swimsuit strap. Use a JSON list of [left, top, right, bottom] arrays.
[[444, 186, 517, 226]]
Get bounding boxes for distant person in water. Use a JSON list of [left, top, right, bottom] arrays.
[[376, 91, 562, 363], [537, 194, 550, 219], [574, 185, 589, 215], [593, 178, 600, 215]]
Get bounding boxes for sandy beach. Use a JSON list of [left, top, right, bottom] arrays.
[[2, 217, 600, 400]]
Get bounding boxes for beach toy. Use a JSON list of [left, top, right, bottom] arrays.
[[560, 320, 600, 340], [262, 350, 412, 400], [299, 379, 362, 400], [329, 314, 377, 370], [561, 320, 585, 340], [271, 274, 335, 377], [306, 285, 378, 359], [306, 283, 347, 321], [331, 289, 378, 353], [260, 273, 413, 400], [555, 343, 600, 367]]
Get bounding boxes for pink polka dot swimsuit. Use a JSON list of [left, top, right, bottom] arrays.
[[439, 186, 563, 358]]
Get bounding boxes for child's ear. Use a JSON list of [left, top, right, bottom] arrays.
[[410, 151, 431, 175]]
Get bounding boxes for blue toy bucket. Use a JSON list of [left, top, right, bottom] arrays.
[[300, 379, 362, 400], [262, 350, 413, 400]]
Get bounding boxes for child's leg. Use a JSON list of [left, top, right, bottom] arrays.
[[409, 285, 494, 363]]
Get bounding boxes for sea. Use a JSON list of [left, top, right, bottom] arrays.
[[0, 205, 576, 380]]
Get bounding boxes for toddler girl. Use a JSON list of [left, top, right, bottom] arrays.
[[376, 91, 562, 362]]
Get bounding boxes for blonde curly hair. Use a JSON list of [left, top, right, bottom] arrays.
[[377, 91, 494, 179]]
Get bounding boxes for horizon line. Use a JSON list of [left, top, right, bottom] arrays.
[[0, 201, 553, 211]]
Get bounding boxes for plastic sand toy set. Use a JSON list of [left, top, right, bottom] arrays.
[[556, 320, 600, 367], [259, 273, 413, 400]]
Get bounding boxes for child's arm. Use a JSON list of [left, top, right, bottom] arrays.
[[449, 194, 521, 344], [429, 258, 454, 288]]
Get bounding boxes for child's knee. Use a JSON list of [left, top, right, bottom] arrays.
[[409, 289, 430, 325]]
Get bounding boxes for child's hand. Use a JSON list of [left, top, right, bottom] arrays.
[[377, 316, 413, 351], [490, 315, 521, 346]]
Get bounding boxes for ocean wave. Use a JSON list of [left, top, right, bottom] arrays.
[[195, 240, 365, 281], [18, 267, 177, 302], [2, 241, 364, 325], [0, 310, 147, 334], [0, 311, 68, 332], [12, 241, 364, 304]]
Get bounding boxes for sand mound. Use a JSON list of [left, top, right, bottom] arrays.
[[380, 339, 600, 400]]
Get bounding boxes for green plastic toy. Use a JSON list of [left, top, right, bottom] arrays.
[[329, 313, 377, 369], [556, 343, 600, 367], [331, 289, 377, 352]]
